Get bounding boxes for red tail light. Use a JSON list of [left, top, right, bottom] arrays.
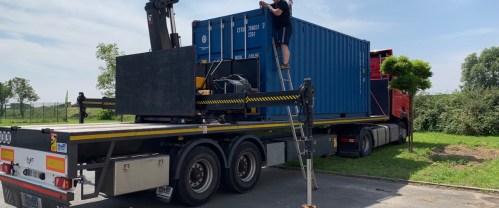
[[54, 177, 72, 189], [340, 138, 357, 143], [0, 164, 11, 173]]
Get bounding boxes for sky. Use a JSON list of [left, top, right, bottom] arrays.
[[0, 0, 498, 102]]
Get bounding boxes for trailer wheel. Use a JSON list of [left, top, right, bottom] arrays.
[[359, 129, 372, 157], [397, 121, 408, 145], [222, 142, 262, 193], [174, 146, 221, 206]]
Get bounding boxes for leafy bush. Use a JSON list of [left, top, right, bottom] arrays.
[[414, 87, 499, 136], [97, 109, 115, 120]]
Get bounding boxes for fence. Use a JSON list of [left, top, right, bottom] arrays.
[[1, 102, 133, 125], [1, 102, 72, 124]]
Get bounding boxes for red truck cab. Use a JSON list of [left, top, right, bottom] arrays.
[[370, 49, 410, 122]]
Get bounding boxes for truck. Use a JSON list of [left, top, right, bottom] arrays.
[[0, 1, 409, 207]]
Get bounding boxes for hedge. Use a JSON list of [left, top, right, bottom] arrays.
[[414, 87, 499, 136]]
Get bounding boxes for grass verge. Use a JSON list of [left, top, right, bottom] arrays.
[[0, 119, 129, 126], [285, 132, 499, 189]]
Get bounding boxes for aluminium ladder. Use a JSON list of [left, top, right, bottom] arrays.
[[272, 39, 318, 190]]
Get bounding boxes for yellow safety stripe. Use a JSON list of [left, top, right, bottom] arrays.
[[82, 101, 115, 105], [82, 101, 100, 105], [314, 117, 389, 125], [196, 95, 299, 105], [69, 117, 388, 141], [71, 129, 204, 141]]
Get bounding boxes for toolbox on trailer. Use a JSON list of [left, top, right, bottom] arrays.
[[96, 154, 170, 196], [193, 8, 371, 121]]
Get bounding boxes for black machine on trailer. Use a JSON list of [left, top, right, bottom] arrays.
[[0, 0, 408, 207]]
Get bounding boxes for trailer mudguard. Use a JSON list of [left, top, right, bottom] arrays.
[[224, 134, 266, 168], [173, 139, 228, 179], [337, 126, 372, 157]]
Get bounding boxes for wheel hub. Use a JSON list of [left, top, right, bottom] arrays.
[[238, 157, 248, 176], [189, 160, 212, 193], [237, 153, 256, 182], [190, 167, 203, 183], [363, 135, 370, 151], [400, 126, 407, 139]]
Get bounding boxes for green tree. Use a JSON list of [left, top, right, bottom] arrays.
[[381, 56, 433, 152], [0, 82, 14, 117], [96, 43, 125, 97], [7, 77, 40, 118], [461, 46, 499, 90]]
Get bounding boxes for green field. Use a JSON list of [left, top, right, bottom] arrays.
[[0, 108, 134, 126], [0, 119, 124, 126], [286, 132, 499, 189]]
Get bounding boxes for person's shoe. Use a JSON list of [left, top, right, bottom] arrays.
[[280, 63, 290, 69]]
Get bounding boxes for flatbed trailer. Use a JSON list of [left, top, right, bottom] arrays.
[[0, 114, 398, 207], [0, 1, 411, 207]]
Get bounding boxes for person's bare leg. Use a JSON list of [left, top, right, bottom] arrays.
[[281, 44, 290, 65]]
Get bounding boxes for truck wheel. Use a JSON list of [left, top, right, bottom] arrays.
[[222, 142, 262, 193], [397, 122, 408, 145], [174, 146, 221, 206], [359, 129, 372, 157]]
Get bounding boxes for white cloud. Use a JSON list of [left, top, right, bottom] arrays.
[[427, 50, 478, 94], [440, 28, 499, 39], [296, 0, 396, 36], [346, 4, 359, 12], [0, 1, 151, 102]]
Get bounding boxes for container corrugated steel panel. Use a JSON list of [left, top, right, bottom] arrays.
[[193, 8, 370, 121]]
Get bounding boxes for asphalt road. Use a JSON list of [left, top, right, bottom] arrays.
[[1, 168, 498, 208]]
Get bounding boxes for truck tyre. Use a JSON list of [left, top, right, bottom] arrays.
[[397, 121, 408, 145], [174, 146, 221, 206], [359, 129, 372, 157], [222, 142, 262, 193]]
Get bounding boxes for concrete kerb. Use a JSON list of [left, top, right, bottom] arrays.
[[273, 165, 499, 194]]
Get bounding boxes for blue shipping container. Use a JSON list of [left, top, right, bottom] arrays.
[[192, 8, 371, 121]]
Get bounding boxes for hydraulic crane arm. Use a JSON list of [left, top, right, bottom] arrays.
[[145, 0, 180, 51]]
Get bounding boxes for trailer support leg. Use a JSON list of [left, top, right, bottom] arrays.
[[302, 78, 316, 208]]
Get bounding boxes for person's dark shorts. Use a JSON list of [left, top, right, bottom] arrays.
[[276, 26, 293, 46]]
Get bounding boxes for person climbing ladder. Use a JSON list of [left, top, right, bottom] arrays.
[[260, 0, 293, 69]]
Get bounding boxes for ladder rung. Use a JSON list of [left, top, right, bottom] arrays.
[[283, 79, 290, 82]]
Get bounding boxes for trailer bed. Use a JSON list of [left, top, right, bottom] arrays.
[[2, 116, 388, 144]]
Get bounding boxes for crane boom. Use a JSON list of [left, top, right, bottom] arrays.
[[145, 0, 180, 51]]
